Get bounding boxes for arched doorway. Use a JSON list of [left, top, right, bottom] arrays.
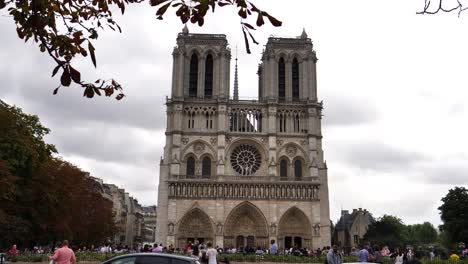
[[176, 208, 215, 248], [224, 202, 269, 250], [278, 207, 312, 249]]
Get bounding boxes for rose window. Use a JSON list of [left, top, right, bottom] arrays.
[[230, 144, 261, 175]]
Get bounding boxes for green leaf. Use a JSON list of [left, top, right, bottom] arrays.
[[156, 2, 171, 17], [242, 27, 251, 54], [198, 16, 204, 26], [69, 66, 81, 83], [116, 93, 125, 100], [16, 27, 24, 39], [242, 22, 255, 30], [104, 88, 114, 97], [265, 13, 282, 27], [246, 28, 259, 45], [83, 87, 94, 98], [238, 8, 247, 18], [88, 41, 97, 67], [51, 65, 61, 77], [149, 0, 169, 7], [256, 13, 264, 27], [60, 70, 72, 87], [93, 88, 102, 96]]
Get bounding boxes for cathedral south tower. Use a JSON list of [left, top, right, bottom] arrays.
[[156, 28, 331, 250]]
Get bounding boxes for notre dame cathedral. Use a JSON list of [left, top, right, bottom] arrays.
[[155, 26, 331, 250]]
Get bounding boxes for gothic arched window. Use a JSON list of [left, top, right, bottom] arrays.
[[278, 57, 285, 99], [292, 58, 299, 100], [294, 159, 302, 179], [186, 156, 195, 176], [280, 159, 288, 177], [202, 156, 211, 177], [189, 54, 198, 97], [204, 54, 213, 98]]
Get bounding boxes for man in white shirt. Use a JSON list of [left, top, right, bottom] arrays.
[[205, 243, 217, 264]]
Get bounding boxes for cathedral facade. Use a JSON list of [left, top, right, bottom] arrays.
[[156, 28, 331, 250]]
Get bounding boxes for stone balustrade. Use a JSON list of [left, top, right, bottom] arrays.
[[167, 181, 320, 201]]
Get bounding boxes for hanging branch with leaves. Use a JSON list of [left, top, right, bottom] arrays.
[[0, 0, 145, 99], [0, 0, 281, 99], [151, 0, 282, 54]]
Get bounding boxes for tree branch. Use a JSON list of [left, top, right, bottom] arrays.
[[417, 0, 468, 17]]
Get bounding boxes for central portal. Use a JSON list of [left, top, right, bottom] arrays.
[[224, 202, 269, 249]]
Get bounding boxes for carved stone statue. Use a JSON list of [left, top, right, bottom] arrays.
[[313, 224, 320, 236], [217, 222, 223, 234], [168, 222, 175, 235], [270, 223, 277, 234]]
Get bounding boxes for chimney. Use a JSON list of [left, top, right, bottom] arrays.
[[341, 210, 349, 216], [353, 209, 357, 213]]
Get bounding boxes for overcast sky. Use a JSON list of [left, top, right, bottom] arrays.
[[1, 0, 468, 227]]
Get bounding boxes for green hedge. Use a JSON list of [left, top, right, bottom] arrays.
[[7, 252, 125, 262], [7, 252, 468, 263], [217, 254, 358, 263]]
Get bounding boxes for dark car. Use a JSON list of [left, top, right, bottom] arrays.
[[102, 253, 200, 264]]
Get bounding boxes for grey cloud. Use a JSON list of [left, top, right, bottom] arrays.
[[330, 141, 427, 172], [449, 102, 465, 115], [422, 165, 468, 185], [323, 96, 379, 126], [49, 125, 164, 166], [0, 18, 170, 131]]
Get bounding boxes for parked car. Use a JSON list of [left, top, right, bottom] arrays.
[[102, 253, 200, 264]]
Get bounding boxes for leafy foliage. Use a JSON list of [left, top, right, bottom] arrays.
[[0, 0, 281, 98], [364, 215, 408, 248], [438, 187, 468, 244], [0, 100, 56, 177], [0, 100, 116, 249], [406, 222, 438, 245], [364, 215, 439, 249], [150, 0, 281, 54]]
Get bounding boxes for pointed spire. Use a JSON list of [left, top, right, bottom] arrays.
[[233, 45, 239, 101], [301, 28, 308, 39], [182, 24, 189, 34]]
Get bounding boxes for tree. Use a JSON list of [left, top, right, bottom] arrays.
[[406, 222, 438, 245], [0, 100, 116, 248], [438, 187, 468, 244], [0, 100, 56, 177], [0, 0, 281, 99], [363, 215, 408, 248]]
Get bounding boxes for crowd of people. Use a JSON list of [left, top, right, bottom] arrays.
[[5, 240, 468, 264]]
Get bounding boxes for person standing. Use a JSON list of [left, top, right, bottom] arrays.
[[192, 241, 200, 258], [393, 248, 404, 264], [358, 246, 369, 262], [8, 245, 19, 257], [373, 245, 383, 264], [327, 245, 343, 264], [270, 240, 278, 254], [49, 240, 76, 264], [206, 243, 217, 264]]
